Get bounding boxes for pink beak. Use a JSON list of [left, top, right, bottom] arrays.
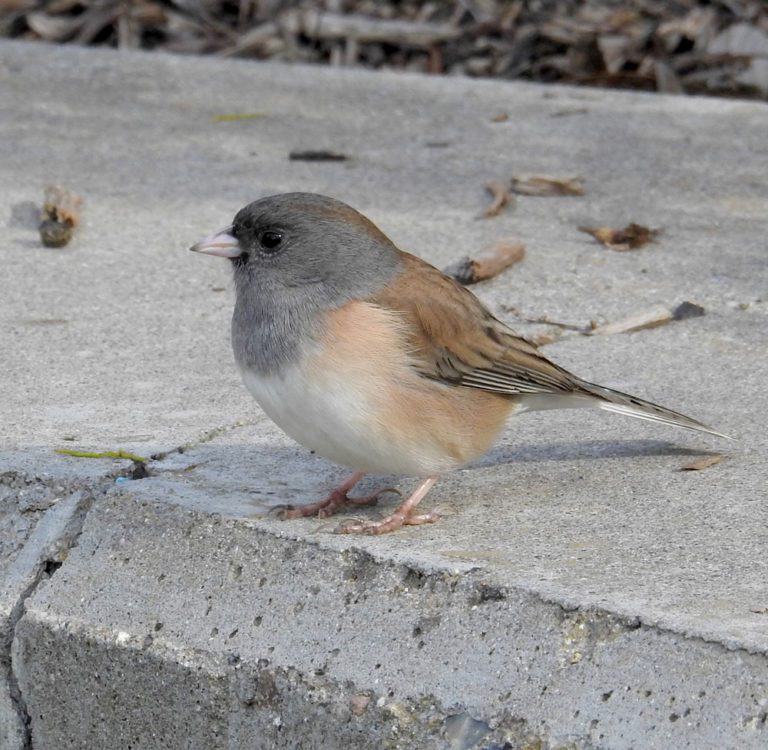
[[189, 227, 241, 258]]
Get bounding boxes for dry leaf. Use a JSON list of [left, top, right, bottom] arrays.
[[481, 180, 512, 218], [0, 0, 37, 10], [550, 107, 589, 117], [26, 11, 82, 39], [444, 239, 526, 285], [288, 150, 350, 162], [510, 175, 585, 197], [6, 1, 768, 100], [590, 305, 673, 335], [679, 454, 723, 471], [132, 0, 167, 26], [598, 33, 631, 74], [578, 223, 659, 251], [491, 112, 509, 122], [672, 301, 706, 320], [39, 185, 82, 248]]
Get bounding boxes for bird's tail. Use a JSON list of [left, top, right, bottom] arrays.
[[518, 380, 729, 439], [580, 379, 728, 438]]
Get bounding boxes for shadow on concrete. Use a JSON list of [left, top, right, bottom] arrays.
[[476, 439, 703, 468]]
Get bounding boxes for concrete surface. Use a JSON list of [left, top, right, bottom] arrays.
[[1, 39, 767, 749]]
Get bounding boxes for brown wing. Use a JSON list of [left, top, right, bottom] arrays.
[[368, 252, 582, 396]]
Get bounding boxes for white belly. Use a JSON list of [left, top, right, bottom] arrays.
[[238, 362, 458, 476]]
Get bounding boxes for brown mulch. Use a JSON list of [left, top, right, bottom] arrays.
[[2, 0, 767, 99]]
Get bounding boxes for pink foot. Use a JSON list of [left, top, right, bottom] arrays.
[[335, 508, 441, 535], [334, 476, 440, 535], [278, 472, 400, 520]]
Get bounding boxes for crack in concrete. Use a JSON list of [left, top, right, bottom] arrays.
[[1, 473, 101, 750], [1, 420, 254, 746], [150, 420, 257, 462], [6, 573, 45, 749]]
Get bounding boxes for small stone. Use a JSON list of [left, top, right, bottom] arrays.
[[350, 693, 370, 716]]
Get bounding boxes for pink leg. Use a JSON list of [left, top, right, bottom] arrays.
[[279, 472, 400, 520], [335, 476, 440, 535]]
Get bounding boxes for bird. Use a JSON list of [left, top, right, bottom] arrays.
[[191, 192, 725, 535]]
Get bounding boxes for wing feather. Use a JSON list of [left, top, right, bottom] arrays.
[[366, 252, 724, 437], [368, 253, 580, 397]]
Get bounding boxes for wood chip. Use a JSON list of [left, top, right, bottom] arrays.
[[490, 112, 509, 122], [530, 331, 559, 346], [288, 150, 350, 162], [8, 1, 768, 101], [39, 185, 82, 248], [590, 305, 673, 335], [510, 175, 585, 196], [578, 223, 659, 251], [679, 454, 723, 471], [444, 239, 526, 285], [219, 20, 280, 57], [655, 60, 685, 94], [279, 9, 461, 46], [481, 180, 512, 218]]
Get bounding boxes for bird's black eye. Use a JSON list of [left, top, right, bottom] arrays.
[[260, 231, 283, 251]]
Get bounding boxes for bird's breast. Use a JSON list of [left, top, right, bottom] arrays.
[[237, 300, 515, 475]]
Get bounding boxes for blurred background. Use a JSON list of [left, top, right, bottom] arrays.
[[2, 0, 767, 99]]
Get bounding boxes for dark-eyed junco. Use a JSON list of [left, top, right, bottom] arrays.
[[191, 193, 724, 535]]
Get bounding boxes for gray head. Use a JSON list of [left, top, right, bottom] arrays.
[[191, 193, 403, 373]]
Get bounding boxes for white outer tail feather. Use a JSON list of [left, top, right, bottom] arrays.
[[518, 381, 729, 439]]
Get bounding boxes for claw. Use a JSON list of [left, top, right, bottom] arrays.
[[278, 475, 441, 535], [333, 509, 441, 535], [332, 476, 440, 535], [373, 487, 402, 499], [267, 504, 294, 519], [276, 472, 406, 521]]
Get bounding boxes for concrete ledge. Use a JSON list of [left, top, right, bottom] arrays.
[[14, 496, 768, 750]]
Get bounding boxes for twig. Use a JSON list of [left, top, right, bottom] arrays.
[[279, 9, 461, 46]]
